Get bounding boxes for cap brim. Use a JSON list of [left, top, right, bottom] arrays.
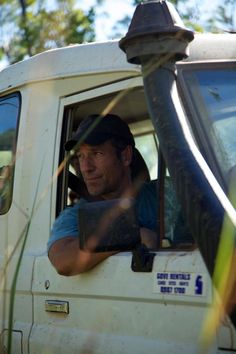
[[64, 133, 111, 151]]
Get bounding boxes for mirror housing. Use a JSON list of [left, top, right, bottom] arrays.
[[79, 198, 141, 252]]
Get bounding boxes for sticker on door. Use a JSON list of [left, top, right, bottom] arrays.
[[153, 272, 207, 296]]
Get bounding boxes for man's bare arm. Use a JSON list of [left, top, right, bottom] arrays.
[[48, 237, 117, 276], [48, 228, 157, 276]]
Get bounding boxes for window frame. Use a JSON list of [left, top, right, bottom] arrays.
[[53, 77, 195, 251]]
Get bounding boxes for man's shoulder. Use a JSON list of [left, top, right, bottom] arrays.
[[56, 199, 88, 219]]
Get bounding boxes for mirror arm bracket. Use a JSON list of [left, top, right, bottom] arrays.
[[131, 244, 155, 272]]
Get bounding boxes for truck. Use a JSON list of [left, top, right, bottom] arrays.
[[0, 0, 236, 353]]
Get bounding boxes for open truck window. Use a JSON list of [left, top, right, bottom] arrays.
[[57, 82, 194, 250], [0, 93, 20, 214]]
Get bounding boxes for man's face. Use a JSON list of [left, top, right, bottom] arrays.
[[77, 141, 131, 199]]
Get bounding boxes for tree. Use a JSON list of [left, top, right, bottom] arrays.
[[0, 0, 99, 64], [207, 0, 236, 33]]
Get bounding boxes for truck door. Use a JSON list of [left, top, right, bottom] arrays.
[[0, 93, 27, 354], [30, 77, 219, 354], [1, 82, 58, 353]]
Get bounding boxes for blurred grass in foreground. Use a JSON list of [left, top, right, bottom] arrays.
[[199, 172, 236, 353]]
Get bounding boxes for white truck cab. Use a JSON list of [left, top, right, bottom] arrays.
[[1, 1, 236, 353]]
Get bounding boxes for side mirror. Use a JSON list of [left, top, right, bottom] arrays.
[[78, 198, 141, 252]]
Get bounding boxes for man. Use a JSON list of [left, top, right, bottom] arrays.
[[48, 114, 158, 275]]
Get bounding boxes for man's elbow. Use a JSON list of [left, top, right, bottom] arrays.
[[48, 255, 70, 276], [48, 253, 91, 276], [48, 238, 85, 276], [54, 263, 75, 276], [48, 239, 112, 276]]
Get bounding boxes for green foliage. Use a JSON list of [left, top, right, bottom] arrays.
[[0, 0, 96, 64], [214, 0, 236, 32]]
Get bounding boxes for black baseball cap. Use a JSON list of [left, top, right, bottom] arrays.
[[65, 114, 135, 151]]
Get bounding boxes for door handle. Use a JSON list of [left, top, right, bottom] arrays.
[[45, 300, 69, 314]]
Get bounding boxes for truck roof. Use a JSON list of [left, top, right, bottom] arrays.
[[0, 33, 235, 93]]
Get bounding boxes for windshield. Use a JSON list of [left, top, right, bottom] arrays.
[[181, 65, 236, 184]]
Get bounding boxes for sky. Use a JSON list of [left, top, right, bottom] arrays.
[[80, 0, 135, 41]]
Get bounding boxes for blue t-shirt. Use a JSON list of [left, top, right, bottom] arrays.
[[47, 181, 158, 251]]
